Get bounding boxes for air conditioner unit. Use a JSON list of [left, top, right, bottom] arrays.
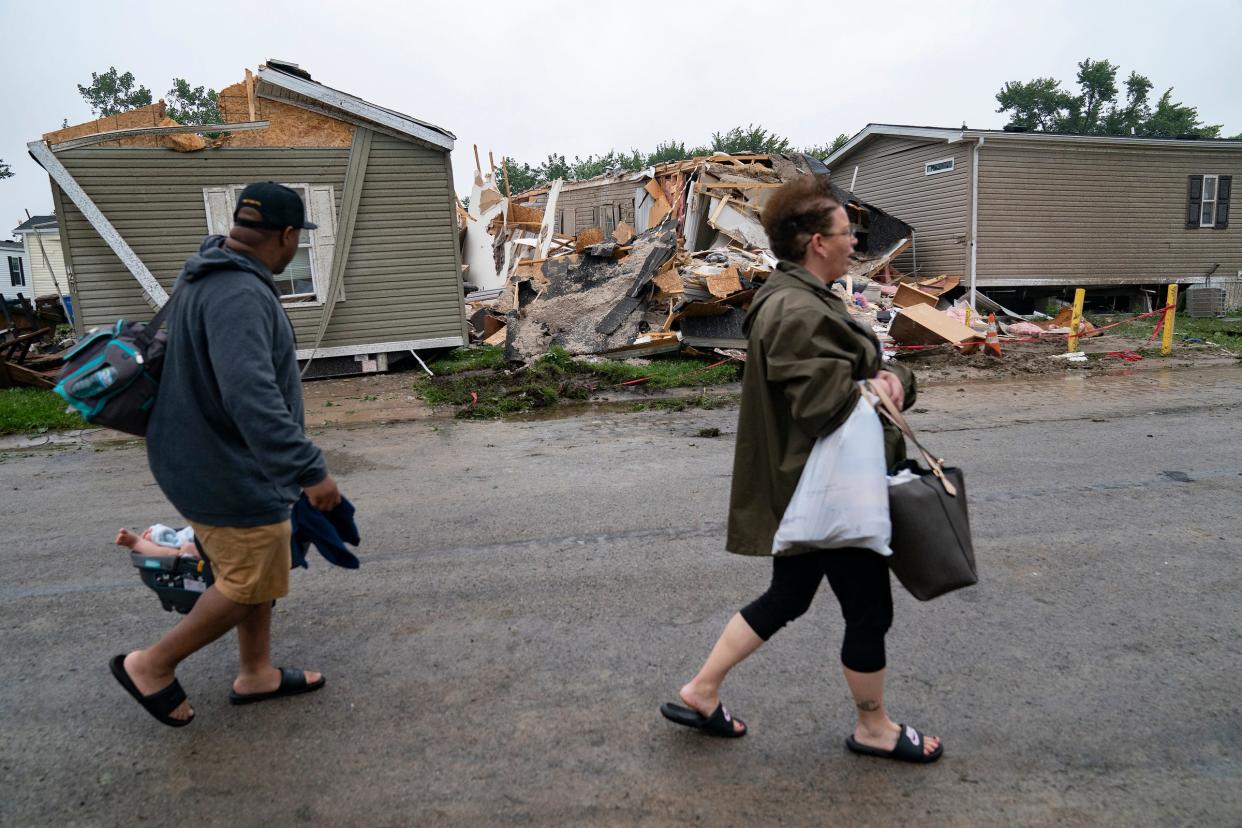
[[1185, 284, 1226, 318]]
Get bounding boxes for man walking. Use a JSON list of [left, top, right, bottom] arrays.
[[111, 183, 341, 726]]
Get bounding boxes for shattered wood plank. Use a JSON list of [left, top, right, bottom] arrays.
[[613, 222, 636, 244]]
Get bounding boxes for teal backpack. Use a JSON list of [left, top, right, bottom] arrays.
[[53, 297, 173, 436]]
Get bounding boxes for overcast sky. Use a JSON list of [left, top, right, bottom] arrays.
[[2, 0, 1240, 236]]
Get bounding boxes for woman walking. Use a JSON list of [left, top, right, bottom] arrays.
[[660, 174, 942, 763]]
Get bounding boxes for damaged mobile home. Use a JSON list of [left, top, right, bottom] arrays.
[[28, 60, 467, 376], [460, 152, 915, 362]]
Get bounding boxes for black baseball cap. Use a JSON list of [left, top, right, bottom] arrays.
[[232, 182, 318, 231]]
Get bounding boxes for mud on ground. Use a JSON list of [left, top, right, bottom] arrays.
[[895, 331, 1238, 385]]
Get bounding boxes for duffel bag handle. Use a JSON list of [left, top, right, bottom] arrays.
[[863, 380, 958, 497]]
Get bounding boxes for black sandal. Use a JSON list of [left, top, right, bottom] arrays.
[[109, 654, 194, 728], [660, 701, 747, 737], [846, 724, 942, 763], [228, 667, 325, 705]]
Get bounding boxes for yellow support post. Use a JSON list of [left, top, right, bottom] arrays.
[[1067, 288, 1086, 352], [1161, 284, 1178, 355]]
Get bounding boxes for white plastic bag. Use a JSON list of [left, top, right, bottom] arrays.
[[771, 394, 892, 556]]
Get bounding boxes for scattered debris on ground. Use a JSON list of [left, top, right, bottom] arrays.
[[1, 294, 73, 389]]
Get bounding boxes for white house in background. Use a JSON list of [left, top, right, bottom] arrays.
[[12, 214, 66, 299], [1, 239, 30, 302]]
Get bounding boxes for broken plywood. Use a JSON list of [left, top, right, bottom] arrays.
[[706, 266, 743, 299], [575, 226, 604, 251], [218, 81, 354, 147], [889, 304, 983, 347], [893, 283, 939, 310]]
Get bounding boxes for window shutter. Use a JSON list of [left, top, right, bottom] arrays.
[[1215, 175, 1231, 229], [308, 185, 340, 303], [202, 187, 233, 236]]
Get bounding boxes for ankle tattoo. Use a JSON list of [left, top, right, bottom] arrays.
[[856, 699, 880, 712]]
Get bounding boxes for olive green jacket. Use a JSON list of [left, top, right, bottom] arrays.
[[725, 260, 917, 557]]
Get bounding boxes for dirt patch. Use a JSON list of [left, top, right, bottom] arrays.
[[301, 372, 431, 428], [897, 332, 1238, 386]]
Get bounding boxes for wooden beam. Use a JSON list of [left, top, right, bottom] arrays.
[[28, 141, 168, 308], [49, 121, 270, 151], [245, 69, 257, 122]]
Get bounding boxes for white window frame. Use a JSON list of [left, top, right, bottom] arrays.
[[925, 158, 955, 176], [202, 183, 340, 306], [1200, 174, 1218, 228]]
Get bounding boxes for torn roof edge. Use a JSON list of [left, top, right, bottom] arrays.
[[257, 64, 455, 150]]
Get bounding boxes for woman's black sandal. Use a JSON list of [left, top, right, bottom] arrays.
[[660, 701, 747, 737], [846, 724, 942, 763]]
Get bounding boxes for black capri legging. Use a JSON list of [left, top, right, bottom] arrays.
[[739, 547, 893, 673]]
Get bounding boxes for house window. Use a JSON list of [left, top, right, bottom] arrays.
[[1187, 175, 1232, 230], [925, 158, 954, 175], [7, 256, 24, 287], [275, 185, 316, 299], [1200, 175, 1218, 227], [202, 183, 338, 304]]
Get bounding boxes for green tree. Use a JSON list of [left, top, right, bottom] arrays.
[[997, 58, 1222, 138], [498, 157, 540, 194], [165, 79, 220, 125], [705, 124, 792, 154], [802, 133, 850, 159], [538, 153, 571, 183], [0, 159, 12, 180], [77, 67, 152, 116], [645, 140, 693, 166], [995, 76, 1076, 131]]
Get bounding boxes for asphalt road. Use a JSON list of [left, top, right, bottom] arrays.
[[2, 366, 1240, 826]]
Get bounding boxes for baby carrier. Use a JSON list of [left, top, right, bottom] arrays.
[[130, 540, 213, 614]]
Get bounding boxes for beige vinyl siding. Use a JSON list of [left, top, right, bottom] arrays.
[[284, 133, 464, 346], [54, 139, 464, 346], [555, 180, 638, 234], [22, 231, 66, 297], [830, 137, 970, 277], [976, 141, 1242, 285]]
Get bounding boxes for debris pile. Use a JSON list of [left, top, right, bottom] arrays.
[[458, 151, 917, 363]]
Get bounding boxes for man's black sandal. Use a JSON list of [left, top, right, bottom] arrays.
[[229, 667, 325, 705], [109, 654, 194, 728]]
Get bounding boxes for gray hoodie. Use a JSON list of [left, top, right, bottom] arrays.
[[147, 236, 326, 527]]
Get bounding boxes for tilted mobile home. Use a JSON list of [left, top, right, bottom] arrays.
[[29, 61, 467, 374]]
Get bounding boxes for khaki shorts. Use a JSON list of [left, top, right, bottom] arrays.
[[189, 520, 292, 605]]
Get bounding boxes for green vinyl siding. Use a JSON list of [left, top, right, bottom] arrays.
[[54, 138, 464, 347]]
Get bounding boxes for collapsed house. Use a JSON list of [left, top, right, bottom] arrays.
[[460, 152, 916, 362], [28, 59, 467, 377]]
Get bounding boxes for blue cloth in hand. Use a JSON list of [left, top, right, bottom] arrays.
[[290, 494, 360, 570]]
